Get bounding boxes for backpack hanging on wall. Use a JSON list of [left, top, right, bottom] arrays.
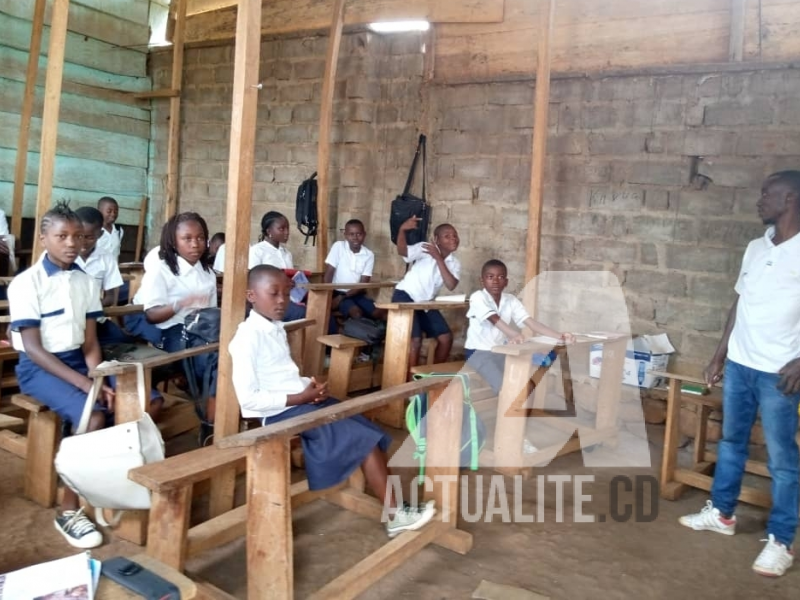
[[295, 172, 318, 246], [390, 134, 431, 246]]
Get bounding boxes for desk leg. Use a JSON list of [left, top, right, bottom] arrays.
[[660, 377, 687, 500], [375, 309, 413, 428], [493, 355, 532, 478], [595, 338, 625, 444], [303, 289, 332, 378]]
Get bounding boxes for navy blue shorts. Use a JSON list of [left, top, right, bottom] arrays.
[[391, 289, 451, 339], [263, 398, 391, 491]]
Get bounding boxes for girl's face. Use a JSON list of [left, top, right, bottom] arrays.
[[40, 218, 81, 269], [267, 217, 290, 245], [175, 220, 207, 265]]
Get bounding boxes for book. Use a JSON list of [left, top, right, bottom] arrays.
[[0, 553, 100, 600], [434, 294, 466, 302]]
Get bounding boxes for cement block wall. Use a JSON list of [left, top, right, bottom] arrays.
[[149, 32, 800, 371]]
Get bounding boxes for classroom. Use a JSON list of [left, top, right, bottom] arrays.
[[0, 0, 799, 598]]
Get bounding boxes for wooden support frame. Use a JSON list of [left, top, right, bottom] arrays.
[[165, 0, 188, 222], [315, 0, 347, 270], [11, 0, 47, 240], [32, 0, 70, 262], [134, 196, 148, 262]]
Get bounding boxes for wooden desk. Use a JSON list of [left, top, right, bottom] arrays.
[[487, 335, 627, 478], [301, 281, 395, 377], [375, 300, 469, 428]]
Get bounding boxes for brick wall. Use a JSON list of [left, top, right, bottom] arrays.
[[148, 33, 800, 373]]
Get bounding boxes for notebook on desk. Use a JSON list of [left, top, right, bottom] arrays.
[[434, 294, 466, 302]]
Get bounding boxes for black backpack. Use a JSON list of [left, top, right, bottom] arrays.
[[182, 308, 220, 432], [295, 172, 318, 246], [390, 134, 431, 246]]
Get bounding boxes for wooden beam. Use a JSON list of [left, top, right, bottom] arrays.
[[187, 0, 238, 15], [32, 0, 70, 262], [166, 0, 188, 222], [11, 0, 46, 240], [216, 0, 261, 440], [729, 0, 746, 61], [523, 0, 555, 301], [316, 0, 347, 270], [132, 89, 181, 99], [134, 196, 147, 262]]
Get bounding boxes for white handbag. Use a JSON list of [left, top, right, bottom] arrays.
[[54, 361, 165, 519]]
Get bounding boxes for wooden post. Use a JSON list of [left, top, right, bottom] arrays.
[[32, 0, 70, 263], [315, 0, 347, 270], [523, 0, 556, 310], [135, 196, 148, 262], [728, 0, 746, 62], [11, 0, 46, 240], [165, 0, 188, 222]]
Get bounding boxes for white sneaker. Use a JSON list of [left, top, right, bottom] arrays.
[[385, 500, 437, 538], [678, 500, 736, 535], [752, 534, 794, 577], [54, 508, 103, 549]]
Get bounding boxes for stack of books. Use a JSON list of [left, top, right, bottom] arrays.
[[0, 553, 100, 599]]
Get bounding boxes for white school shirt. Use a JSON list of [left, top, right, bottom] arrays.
[[76, 248, 124, 292], [96, 225, 123, 259], [135, 256, 217, 330], [728, 226, 800, 373], [229, 310, 311, 419], [325, 241, 374, 291], [213, 243, 226, 272], [143, 246, 161, 272], [248, 241, 293, 270], [395, 242, 461, 302], [0, 209, 8, 235], [465, 290, 532, 351], [8, 255, 103, 353]]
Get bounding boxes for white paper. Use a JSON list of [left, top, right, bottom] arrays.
[[434, 294, 466, 302], [0, 553, 95, 600], [528, 335, 564, 346]]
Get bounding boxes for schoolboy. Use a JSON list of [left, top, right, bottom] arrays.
[[229, 265, 436, 537], [96, 196, 123, 259], [208, 232, 225, 270], [392, 217, 461, 368]]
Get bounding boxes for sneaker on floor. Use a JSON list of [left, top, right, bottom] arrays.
[[678, 500, 736, 535], [356, 352, 371, 363], [54, 508, 103, 549], [386, 500, 437, 539], [753, 534, 794, 577]]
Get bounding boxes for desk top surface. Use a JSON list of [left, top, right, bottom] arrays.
[[491, 333, 626, 356], [303, 281, 397, 291], [377, 301, 470, 311]]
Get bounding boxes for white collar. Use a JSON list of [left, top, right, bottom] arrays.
[[247, 309, 285, 333]]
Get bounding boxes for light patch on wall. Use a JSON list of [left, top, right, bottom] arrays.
[[368, 20, 430, 33]]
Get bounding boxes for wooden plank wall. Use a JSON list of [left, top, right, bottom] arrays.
[[434, 0, 800, 83], [0, 0, 151, 227]]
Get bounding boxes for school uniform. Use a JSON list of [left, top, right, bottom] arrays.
[[96, 225, 123, 260], [212, 243, 225, 272], [0, 209, 8, 235], [249, 241, 306, 321], [8, 255, 105, 428], [229, 310, 390, 490], [76, 248, 131, 345], [392, 242, 461, 338], [326, 241, 377, 316]]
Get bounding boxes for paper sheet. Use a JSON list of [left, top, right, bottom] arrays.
[[0, 553, 95, 600]]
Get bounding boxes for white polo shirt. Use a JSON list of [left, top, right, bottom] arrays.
[[229, 310, 310, 419], [143, 246, 161, 272], [466, 289, 532, 351], [395, 242, 461, 302], [249, 241, 293, 270], [728, 226, 800, 373], [0, 209, 8, 235], [96, 225, 123, 259], [8, 255, 103, 353], [213, 243, 226, 272], [76, 248, 124, 292], [325, 241, 374, 291], [135, 255, 217, 330]]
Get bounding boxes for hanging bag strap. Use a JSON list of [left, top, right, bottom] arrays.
[[401, 134, 427, 197], [74, 361, 147, 435]]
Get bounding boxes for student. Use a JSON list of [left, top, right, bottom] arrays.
[[465, 259, 574, 395], [208, 232, 225, 270], [132, 213, 219, 442], [96, 196, 123, 260], [249, 211, 306, 321], [229, 265, 437, 537], [8, 202, 112, 548], [392, 217, 461, 368], [324, 219, 385, 321]]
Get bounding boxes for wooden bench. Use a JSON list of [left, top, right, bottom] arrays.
[[317, 334, 368, 399], [130, 377, 472, 598], [11, 393, 60, 507]]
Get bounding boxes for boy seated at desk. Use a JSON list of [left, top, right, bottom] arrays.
[[324, 219, 386, 327], [392, 217, 461, 370], [229, 265, 437, 537]]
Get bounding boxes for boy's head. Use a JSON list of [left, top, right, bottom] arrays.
[[209, 232, 225, 257], [246, 265, 291, 321], [433, 223, 460, 255], [481, 259, 508, 297], [343, 219, 365, 253], [97, 196, 119, 229], [40, 201, 82, 269], [74, 206, 104, 260]]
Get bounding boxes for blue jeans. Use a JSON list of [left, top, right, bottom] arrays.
[[711, 360, 800, 546]]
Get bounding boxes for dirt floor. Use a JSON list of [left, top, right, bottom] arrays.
[[0, 423, 796, 600]]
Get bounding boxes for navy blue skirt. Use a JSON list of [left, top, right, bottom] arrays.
[[264, 398, 391, 490]]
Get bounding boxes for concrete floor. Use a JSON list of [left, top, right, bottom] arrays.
[[0, 423, 795, 599]]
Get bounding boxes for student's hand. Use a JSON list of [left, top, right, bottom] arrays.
[[399, 216, 422, 232], [309, 377, 329, 404], [560, 332, 576, 345], [508, 333, 526, 344], [703, 356, 725, 386], [174, 293, 208, 312], [100, 385, 116, 412], [421, 242, 442, 261], [778, 358, 800, 394]]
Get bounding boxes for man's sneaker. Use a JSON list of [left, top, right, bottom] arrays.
[[54, 508, 103, 549], [752, 534, 794, 577], [678, 500, 736, 535], [385, 501, 437, 538]]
